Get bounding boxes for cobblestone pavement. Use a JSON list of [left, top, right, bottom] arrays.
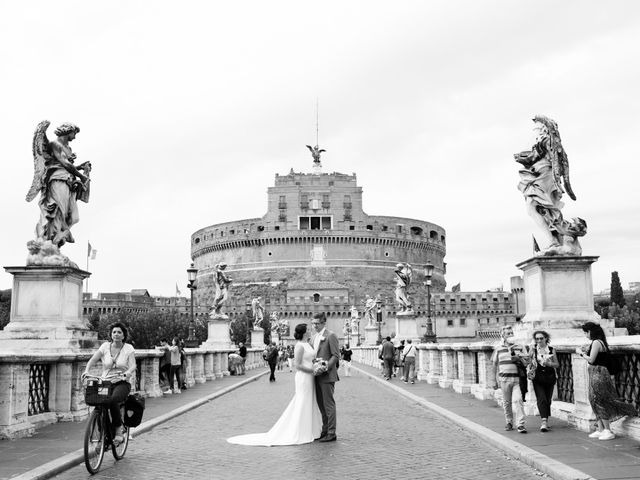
[[52, 370, 549, 480]]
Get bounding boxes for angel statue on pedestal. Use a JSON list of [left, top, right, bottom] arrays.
[[394, 263, 413, 314], [25, 121, 91, 266], [514, 116, 587, 256], [210, 263, 232, 318]]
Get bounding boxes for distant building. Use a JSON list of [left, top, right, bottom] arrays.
[[82, 290, 206, 318]]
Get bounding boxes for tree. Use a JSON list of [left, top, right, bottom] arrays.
[[610, 304, 640, 335], [610, 271, 626, 308], [0, 289, 11, 330], [229, 316, 249, 345]]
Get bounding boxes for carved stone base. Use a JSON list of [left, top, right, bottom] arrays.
[[515, 256, 614, 341], [201, 317, 233, 349], [0, 266, 97, 351], [364, 325, 379, 345], [394, 312, 418, 340]]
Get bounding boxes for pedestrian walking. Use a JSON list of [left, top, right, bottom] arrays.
[[264, 342, 279, 382], [528, 330, 559, 432], [381, 337, 396, 380], [395, 339, 405, 379], [341, 344, 353, 377], [168, 337, 182, 394], [238, 342, 247, 375], [492, 325, 527, 433], [402, 339, 416, 384], [286, 345, 294, 372], [577, 322, 635, 440]]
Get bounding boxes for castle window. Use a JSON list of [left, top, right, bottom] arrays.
[[349, 225, 355, 230], [343, 195, 351, 209], [194, 237, 200, 244], [382, 225, 388, 232], [313, 293, 320, 303], [430, 230, 438, 239], [300, 194, 309, 209], [441, 235, 446, 243], [258, 225, 265, 232], [344, 211, 352, 221], [447, 319, 454, 327], [384, 252, 389, 257], [366, 225, 373, 230], [220, 231, 224, 237], [460, 318, 466, 326], [396, 225, 403, 233], [279, 196, 287, 209], [230, 230, 235, 235], [299, 216, 332, 230], [410, 226, 423, 235], [275, 226, 280, 231]]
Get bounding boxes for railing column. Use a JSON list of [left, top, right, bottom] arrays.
[[567, 353, 596, 432], [425, 346, 441, 384], [470, 346, 496, 400], [416, 345, 430, 381], [452, 346, 474, 394], [439, 346, 456, 389], [0, 363, 34, 439], [193, 352, 206, 383], [141, 355, 163, 397], [204, 352, 215, 381], [213, 352, 222, 378]]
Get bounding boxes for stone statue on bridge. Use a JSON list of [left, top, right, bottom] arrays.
[[26, 121, 92, 266], [514, 116, 587, 256], [210, 263, 232, 318], [251, 296, 265, 330], [363, 295, 376, 326], [394, 263, 413, 314], [306, 144, 326, 164]]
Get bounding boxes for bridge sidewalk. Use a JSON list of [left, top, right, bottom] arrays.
[[0, 369, 269, 480], [354, 363, 640, 480]]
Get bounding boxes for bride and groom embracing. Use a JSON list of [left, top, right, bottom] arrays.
[[227, 312, 340, 446]]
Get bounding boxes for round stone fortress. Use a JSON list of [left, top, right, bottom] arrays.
[[191, 164, 447, 322]]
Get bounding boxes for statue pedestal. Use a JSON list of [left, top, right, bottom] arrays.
[[349, 331, 360, 346], [251, 327, 267, 347], [0, 266, 97, 351], [514, 256, 614, 341], [201, 314, 233, 349], [395, 311, 418, 340], [364, 325, 379, 345]]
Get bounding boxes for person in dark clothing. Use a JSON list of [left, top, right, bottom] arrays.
[[381, 337, 396, 380], [238, 342, 247, 375], [264, 342, 278, 381]]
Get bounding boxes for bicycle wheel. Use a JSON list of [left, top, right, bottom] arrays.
[[84, 409, 105, 474], [111, 422, 129, 460]]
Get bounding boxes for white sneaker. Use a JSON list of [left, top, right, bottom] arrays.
[[174, 388, 181, 394], [588, 430, 601, 438], [163, 389, 172, 395], [599, 429, 615, 440]]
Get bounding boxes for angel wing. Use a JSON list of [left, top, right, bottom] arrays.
[[26, 120, 52, 202], [318, 149, 326, 154], [306, 145, 314, 152], [533, 115, 576, 201]]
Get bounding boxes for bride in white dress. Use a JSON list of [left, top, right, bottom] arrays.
[[227, 324, 322, 446]]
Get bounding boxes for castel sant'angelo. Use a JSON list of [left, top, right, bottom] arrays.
[[190, 147, 448, 336]]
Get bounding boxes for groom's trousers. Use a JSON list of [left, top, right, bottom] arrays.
[[315, 381, 336, 436]]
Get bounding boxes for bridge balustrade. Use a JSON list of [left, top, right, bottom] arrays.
[[0, 346, 265, 439], [353, 337, 640, 440]]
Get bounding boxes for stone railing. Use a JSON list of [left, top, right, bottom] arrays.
[[0, 346, 265, 439], [353, 336, 640, 440]]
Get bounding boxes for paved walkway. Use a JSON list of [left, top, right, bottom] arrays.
[[1, 363, 639, 480]]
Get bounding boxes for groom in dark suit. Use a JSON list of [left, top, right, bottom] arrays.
[[312, 312, 340, 442]]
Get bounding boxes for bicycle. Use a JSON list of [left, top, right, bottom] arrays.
[[82, 374, 130, 474]]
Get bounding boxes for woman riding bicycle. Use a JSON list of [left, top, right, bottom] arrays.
[[82, 322, 136, 444]]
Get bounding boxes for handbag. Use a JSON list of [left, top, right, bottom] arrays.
[[124, 393, 146, 427]]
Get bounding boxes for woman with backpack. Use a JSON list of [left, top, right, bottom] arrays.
[[577, 322, 635, 440], [528, 331, 559, 432]]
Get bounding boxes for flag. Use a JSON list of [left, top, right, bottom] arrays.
[[176, 283, 182, 296], [452, 283, 461, 293], [91, 249, 97, 260], [87, 242, 92, 257]]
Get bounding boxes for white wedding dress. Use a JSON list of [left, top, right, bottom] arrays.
[[227, 342, 322, 446]]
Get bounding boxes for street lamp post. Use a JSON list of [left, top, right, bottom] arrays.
[[376, 298, 383, 345], [422, 263, 437, 343], [185, 263, 199, 348]]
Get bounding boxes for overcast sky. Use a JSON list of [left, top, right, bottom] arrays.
[[1, 1, 639, 297]]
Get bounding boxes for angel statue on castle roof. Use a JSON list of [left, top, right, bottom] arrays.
[[25, 121, 92, 266], [514, 115, 587, 256]]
